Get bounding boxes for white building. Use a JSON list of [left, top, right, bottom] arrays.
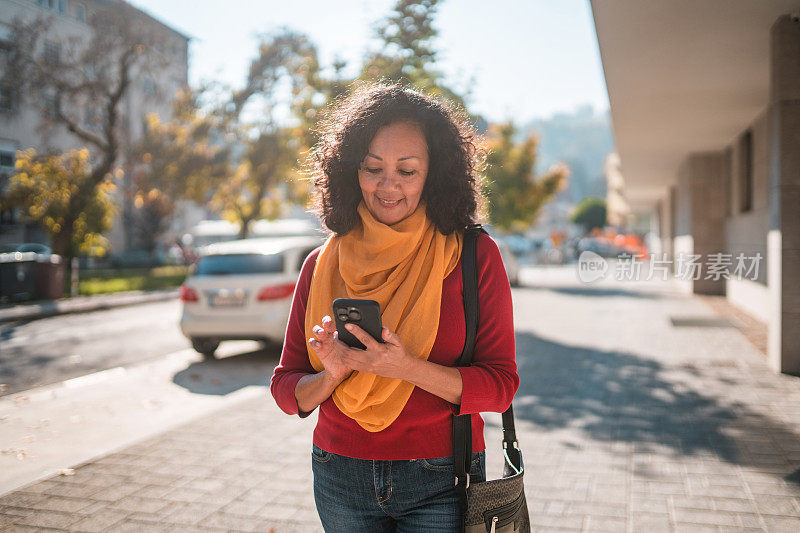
[[0, 0, 191, 253]]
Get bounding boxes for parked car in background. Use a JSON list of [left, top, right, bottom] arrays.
[[0, 242, 52, 254], [494, 237, 521, 287], [179, 235, 324, 358]]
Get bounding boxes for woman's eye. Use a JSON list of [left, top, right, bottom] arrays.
[[364, 167, 382, 174], [398, 169, 416, 177]]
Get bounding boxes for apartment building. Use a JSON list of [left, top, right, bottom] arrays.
[[0, 0, 191, 253]]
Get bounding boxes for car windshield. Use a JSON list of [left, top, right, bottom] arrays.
[[195, 253, 284, 275]]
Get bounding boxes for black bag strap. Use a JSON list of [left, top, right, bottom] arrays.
[[453, 224, 523, 517], [453, 224, 482, 514]]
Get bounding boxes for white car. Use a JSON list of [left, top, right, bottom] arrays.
[[495, 237, 521, 287], [179, 235, 324, 358]]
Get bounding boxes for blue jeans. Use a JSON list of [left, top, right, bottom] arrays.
[[312, 444, 486, 532]]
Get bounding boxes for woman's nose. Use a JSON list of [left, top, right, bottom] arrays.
[[377, 174, 397, 188]]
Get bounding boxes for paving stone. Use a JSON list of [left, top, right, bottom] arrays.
[[257, 502, 298, 521], [86, 482, 142, 502], [630, 511, 672, 529], [0, 493, 45, 508], [753, 495, 800, 516], [198, 511, 266, 531], [710, 497, 757, 513], [735, 513, 764, 529], [159, 501, 217, 525], [41, 482, 103, 499], [31, 495, 95, 513], [673, 508, 738, 527], [761, 515, 800, 532], [583, 515, 626, 531], [68, 508, 129, 532], [10, 510, 81, 529], [110, 495, 171, 514]]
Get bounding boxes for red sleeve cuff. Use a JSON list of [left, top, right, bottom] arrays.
[[454, 363, 518, 416], [270, 371, 313, 417]]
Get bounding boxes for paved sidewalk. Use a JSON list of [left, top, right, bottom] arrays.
[[0, 289, 180, 323], [2, 267, 800, 532]]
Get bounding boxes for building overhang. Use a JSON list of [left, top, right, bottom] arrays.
[[590, 0, 800, 206]]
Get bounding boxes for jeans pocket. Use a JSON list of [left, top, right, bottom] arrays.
[[420, 451, 483, 472], [311, 444, 332, 463]]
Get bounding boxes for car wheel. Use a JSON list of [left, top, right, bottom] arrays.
[[191, 337, 220, 359]]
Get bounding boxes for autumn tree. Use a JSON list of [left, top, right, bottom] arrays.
[[1, 3, 171, 259], [485, 122, 569, 232], [362, 1, 441, 89], [2, 149, 115, 258], [211, 30, 317, 237], [210, 128, 298, 240], [130, 87, 229, 252]]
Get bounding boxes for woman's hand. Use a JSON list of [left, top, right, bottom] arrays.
[[339, 324, 417, 380], [308, 315, 353, 383]]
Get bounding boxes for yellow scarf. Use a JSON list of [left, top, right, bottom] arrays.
[[305, 201, 462, 432]]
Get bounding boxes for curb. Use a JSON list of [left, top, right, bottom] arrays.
[[0, 288, 180, 323]]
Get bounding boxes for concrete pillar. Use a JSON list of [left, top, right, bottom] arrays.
[[674, 151, 730, 295], [767, 14, 800, 376]]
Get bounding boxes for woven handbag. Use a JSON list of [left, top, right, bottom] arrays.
[[453, 224, 530, 533]]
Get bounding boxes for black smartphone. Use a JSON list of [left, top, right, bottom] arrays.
[[332, 298, 384, 350]]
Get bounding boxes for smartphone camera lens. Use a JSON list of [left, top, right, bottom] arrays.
[[336, 309, 349, 322], [347, 308, 362, 321]]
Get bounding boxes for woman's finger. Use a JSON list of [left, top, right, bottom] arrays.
[[321, 315, 336, 334], [312, 325, 330, 342], [344, 323, 381, 351], [381, 327, 402, 347]]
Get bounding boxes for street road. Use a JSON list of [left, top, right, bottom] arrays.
[[0, 300, 192, 396]]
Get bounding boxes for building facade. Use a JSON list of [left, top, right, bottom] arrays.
[[0, 0, 190, 254], [591, 1, 800, 375]]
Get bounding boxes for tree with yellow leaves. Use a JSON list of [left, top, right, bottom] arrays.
[[485, 122, 570, 233], [1, 149, 116, 258], [131, 87, 229, 252]]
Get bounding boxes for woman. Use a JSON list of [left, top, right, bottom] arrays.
[[270, 83, 519, 532]]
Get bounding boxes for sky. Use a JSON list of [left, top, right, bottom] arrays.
[[127, 0, 610, 125]]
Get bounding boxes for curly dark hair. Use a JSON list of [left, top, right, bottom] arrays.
[[309, 82, 486, 235]]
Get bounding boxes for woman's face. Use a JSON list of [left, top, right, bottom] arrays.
[[358, 121, 429, 226]]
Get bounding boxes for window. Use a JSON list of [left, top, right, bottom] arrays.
[[0, 84, 17, 112], [75, 3, 85, 22], [84, 105, 103, 129], [44, 40, 60, 66], [195, 253, 285, 276], [739, 129, 753, 213], [0, 151, 13, 168], [43, 92, 57, 119], [142, 77, 157, 96], [0, 206, 16, 226]]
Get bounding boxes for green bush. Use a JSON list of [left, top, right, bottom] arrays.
[[76, 265, 190, 296]]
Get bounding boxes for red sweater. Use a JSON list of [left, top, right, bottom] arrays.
[[269, 232, 519, 460]]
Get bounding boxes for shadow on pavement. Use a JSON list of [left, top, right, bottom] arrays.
[[173, 344, 282, 396], [513, 330, 800, 485], [516, 284, 666, 299]]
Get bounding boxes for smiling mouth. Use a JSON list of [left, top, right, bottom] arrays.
[[377, 197, 403, 207]]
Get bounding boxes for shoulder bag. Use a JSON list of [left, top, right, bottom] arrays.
[[453, 224, 530, 533]]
